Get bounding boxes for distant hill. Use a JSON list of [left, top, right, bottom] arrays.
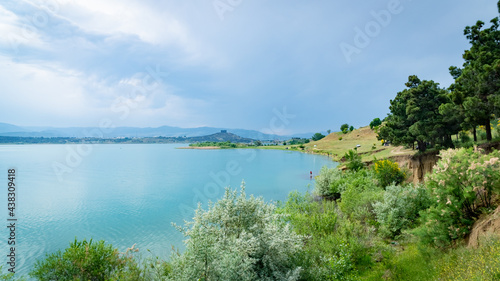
[[0, 123, 314, 140], [0, 130, 256, 144], [304, 126, 414, 161], [188, 131, 255, 143], [0, 123, 27, 133]]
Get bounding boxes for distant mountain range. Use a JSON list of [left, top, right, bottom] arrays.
[[0, 123, 316, 141], [0, 131, 256, 144]]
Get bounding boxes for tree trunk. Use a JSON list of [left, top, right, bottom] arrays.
[[473, 127, 477, 142], [444, 135, 454, 148], [417, 140, 427, 152], [486, 120, 492, 141]]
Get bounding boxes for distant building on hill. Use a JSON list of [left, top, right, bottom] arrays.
[[221, 130, 227, 133]]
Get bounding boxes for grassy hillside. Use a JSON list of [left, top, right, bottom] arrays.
[[303, 126, 415, 162]]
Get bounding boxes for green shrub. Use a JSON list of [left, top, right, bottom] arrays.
[[30, 239, 142, 281], [340, 186, 383, 224], [344, 150, 364, 171], [369, 118, 382, 130], [373, 159, 406, 188], [418, 148, 500, 247], [341, 124, 349, 134], [314, 166, 342, 198], [338, 170, 383, 223], [278, 191, 379, 280], [312, 133, 326, 141], [459, 131, 471, 143], [478, 129, 487, 141], [326, 241, 357, 281], [278, 191, 337, 238], [168, 184, 303, 281], [373, 184, 431, 238]]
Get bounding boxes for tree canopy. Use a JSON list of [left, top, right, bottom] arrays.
[[369, 118, 382, 129], [378, 76, 456, 152], [446, 6, 500, 141], [340, 123, 349, 134], [312, 132, 326, 141]]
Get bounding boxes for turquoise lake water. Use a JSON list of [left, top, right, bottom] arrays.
[[0, 143, 336, 275]]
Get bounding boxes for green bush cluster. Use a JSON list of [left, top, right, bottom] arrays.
[[314, 166, 343, 198], [337, 170, 383, 223], [373, 159, 406, 188], [417, 148, 500, 247], [30, 239, 143, 281], [189, 141, 238, 148], [373, 184, 431, 238], [277, 192, 371, 281], [343, 149, 364, 171], [168, 185, 303, 281]]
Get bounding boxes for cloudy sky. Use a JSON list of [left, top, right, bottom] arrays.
[[0, 0, 498, 134]]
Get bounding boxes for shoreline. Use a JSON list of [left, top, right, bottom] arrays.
[[178, 146, 221, 150]]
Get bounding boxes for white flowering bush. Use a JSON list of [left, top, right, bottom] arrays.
[[418, 148, 500, 247], [314, 166, 343, 198], [373, 184, 431, 238], [168, 184, 303, 281]]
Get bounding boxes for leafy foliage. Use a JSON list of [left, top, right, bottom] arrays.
[[340, 124, 350, 134], [344, 149, 364, 171], [449, 10, 500, 141], [314, 166, 342, 198], [312, 133, 326, 141], [373, 159, 406, 188], [277, 191, 337, 239], [418, 148, 500, 247], [378, 76, 456, 152], [338, 169, 383, 223], [373, 184, 431, 238], [369, 118, 382, 130], [168, 184, 303, 281], [278, 192, 369, 281], [30, 239, 142, 281]]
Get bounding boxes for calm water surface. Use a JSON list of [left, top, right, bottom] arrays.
[[0, 144, 336, 275]]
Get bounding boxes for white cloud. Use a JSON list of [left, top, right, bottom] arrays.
[[0, 54, 209, 127], [0, 57, 88, 119], [0, 4, 46, 50], [48, 0, 203, 61], [124, 93, 209, 127]]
